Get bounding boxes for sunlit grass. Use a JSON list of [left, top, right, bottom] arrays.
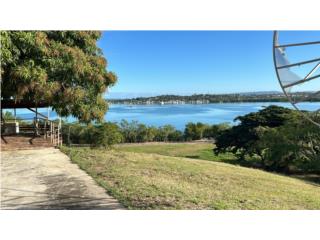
[[116, 142, 236, 163], [62, 146, 320, 210]]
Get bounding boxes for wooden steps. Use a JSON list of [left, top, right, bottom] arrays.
[[1, 136, 54, 151]]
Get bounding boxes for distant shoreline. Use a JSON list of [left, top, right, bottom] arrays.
[[109, 100, 320, 105], [108, 92, 319, 105]]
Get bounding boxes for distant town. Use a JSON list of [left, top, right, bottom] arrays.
[[109, 91, 320, 105]]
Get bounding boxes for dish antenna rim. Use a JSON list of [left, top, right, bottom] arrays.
[[272, 30, 320, 127]]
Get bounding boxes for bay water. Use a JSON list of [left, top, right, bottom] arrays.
[[11, 102, 319, 130]]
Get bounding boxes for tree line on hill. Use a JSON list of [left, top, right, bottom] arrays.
[[109, 92, 320, 105]]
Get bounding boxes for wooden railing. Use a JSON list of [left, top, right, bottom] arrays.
[[1, 117, 62, 147], [50, 121, 62, 147]]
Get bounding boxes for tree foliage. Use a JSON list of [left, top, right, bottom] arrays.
[[184, 122, 207, 140], [214, 105, 296, 160], [1, 31, 117, 122], [2, 111, 14, 120], [95, 123, 123, 148], [203, 123, 230, 139], [257, 115, 320, 173], [215, 105, 320, 173], [62, 120, 230, 147]]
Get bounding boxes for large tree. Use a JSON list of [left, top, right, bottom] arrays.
[[257, 116, 320, 173], [1, 31, 117, 122], [214, 105, 297, 161]]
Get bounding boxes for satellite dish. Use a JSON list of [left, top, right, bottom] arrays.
[[273, 31, 320, 127]]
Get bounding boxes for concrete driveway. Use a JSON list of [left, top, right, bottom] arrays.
[[0, 148, 123, 210]]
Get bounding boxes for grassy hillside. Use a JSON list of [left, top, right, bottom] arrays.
[[116, 142, 236, 164], [61, 146, 320, 210]]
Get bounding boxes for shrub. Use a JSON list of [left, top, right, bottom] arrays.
[[168, 130, 184, 142], [62, 123, 86, 145], [95, 122, 123, 148], [203, 123, 230, 139], [155, 125, 176, 142], [119, 120, 139, 143], [184, 122, 208, 140]]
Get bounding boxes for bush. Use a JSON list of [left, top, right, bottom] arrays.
[[136, 124, 158, 142], [119, 120, 139, 143], [81, 124, 99, 144], [119, 120, 161, 143], [62, 123, 86, 145], [168, 130, 184, 142], [203, 123, 230, 139], [155, 125, 176, 142], [184, 122, 208, 140], [95, 122, 123, 148]]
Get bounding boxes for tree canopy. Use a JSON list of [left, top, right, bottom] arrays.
[[1, 31, 117, 122], [214, 105, 297, 160], [214, 105, 320, 173]]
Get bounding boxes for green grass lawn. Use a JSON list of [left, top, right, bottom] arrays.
[[61, 146, 320, 210], [116, 142, 236, 164]]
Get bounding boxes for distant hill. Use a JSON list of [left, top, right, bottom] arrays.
[[108, 91, 319, 104]]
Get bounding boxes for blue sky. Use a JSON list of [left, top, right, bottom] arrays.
[[98, 31, 320, 98]]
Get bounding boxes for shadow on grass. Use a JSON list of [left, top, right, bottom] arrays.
[[184, 154, 246, 166], [291, 175, 320, 185], [185, 154, 320, 186], [185, 155, 200, 159]]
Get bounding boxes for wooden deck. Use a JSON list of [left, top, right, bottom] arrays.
[[1, 117, 62, 150], [1, 135, 54, 151]]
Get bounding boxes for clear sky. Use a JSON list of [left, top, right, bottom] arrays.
[[98, 31, 320, 98]]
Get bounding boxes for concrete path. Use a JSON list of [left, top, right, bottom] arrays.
[[0, 148, 124, 210]]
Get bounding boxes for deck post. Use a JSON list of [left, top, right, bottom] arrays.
[[46, 107, 50, 140], [35, 108, 38, 136], [59, 116, 62, 146], [57, 127, 60, 146], [50, 122, 52, 143], [54, 123, 56, 145], [51, 122, 54, 144], [44, 120, 47, 139]]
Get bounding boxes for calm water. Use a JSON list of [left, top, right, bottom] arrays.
[[105, 102, 319, 130], [12, 102, 319, 130]]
